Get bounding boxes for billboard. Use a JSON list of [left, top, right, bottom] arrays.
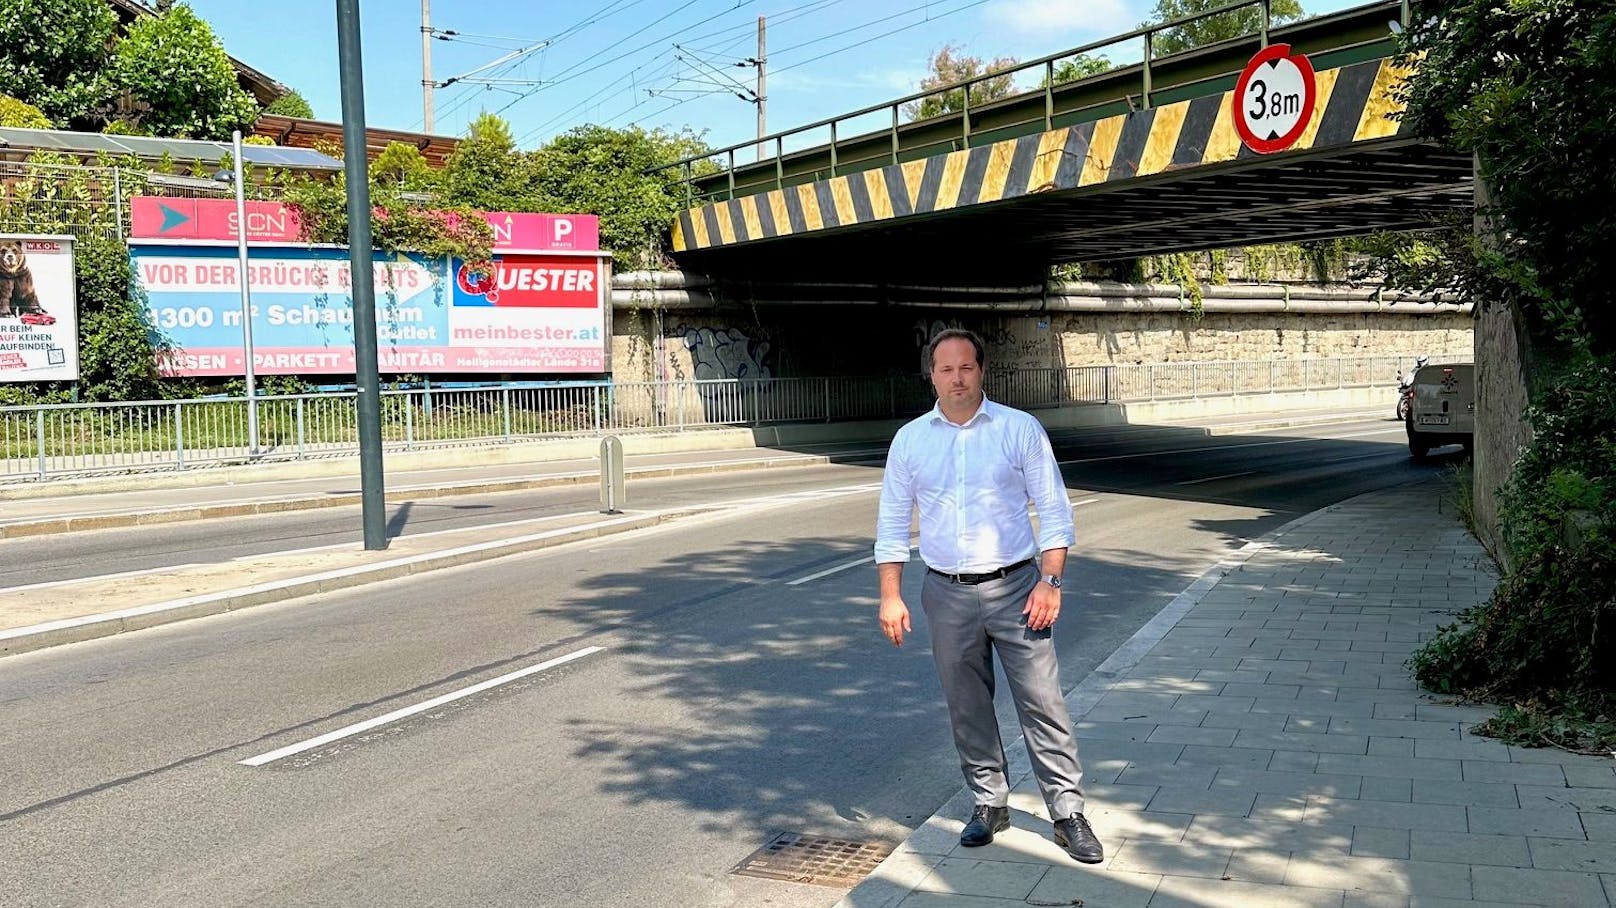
[[0, 235, 78, 382], [128, 197, 600, 252], [131, 243, 608, 376], [131, 197, 305, 243]]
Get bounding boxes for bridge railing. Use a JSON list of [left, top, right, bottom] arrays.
[[0, 354, 1445, 482], [654, 0, 1409, 208]]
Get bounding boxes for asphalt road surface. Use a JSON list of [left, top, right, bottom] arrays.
[[0, 417, 1461, 907]]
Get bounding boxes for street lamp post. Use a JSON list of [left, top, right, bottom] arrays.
[[230, 129, 259, 456], [336, 0, 389, 550]]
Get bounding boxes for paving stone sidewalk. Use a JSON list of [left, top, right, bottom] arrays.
[[839, 478, 1616, 908]]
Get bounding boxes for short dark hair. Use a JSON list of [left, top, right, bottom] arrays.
[[922, 328, 986, 374]]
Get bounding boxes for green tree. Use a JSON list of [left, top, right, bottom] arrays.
[[1400, 0, 1613, 359], [903, 45, 1019, 121], [1144, 0, 1306, 55], [440, 113, 534, 211], [1040, 54, 1114, 87], [263, 89, 314, 119], [371, 142, 438, 193], [0, 0, 117, 125], [76, 233, 171, 401], [110, 2, 257, 139], [0, 93, 53, 128], [529, 125, 712, 268]]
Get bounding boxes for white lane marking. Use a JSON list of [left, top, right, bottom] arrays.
[[238, 646, 605, 767], [1071, 497, 1101, 507], [1314, 450, 1404, 466], [788, 556, 877, 586], [1056, 427, 1401, 466], [787, 544, 917, 586], [1175, 470, 1258, 486]]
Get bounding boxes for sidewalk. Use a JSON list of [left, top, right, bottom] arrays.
[[839, 478, 1616, 908]]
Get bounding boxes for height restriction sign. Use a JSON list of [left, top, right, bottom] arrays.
[[1234, 43, 1317, 154]]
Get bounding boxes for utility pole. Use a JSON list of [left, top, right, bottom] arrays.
[[755, 15, 767, 162], [336, 0, 389, 551], [230, 130, 259, 457], [421, 0, 434, 132]]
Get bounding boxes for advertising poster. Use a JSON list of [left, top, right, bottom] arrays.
[[0, 235, 78, 382], [130, 243, 608, 376]]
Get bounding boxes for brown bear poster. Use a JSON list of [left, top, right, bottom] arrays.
[[0, 236, 78, 382], [0, 240, 57, 326]]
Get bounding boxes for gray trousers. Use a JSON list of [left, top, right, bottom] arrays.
[[921, 561, 1085, 819]]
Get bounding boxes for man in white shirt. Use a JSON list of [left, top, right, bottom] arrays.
[[874, 328, 1103, 864]]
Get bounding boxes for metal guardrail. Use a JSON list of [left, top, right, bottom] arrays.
[[0, 159, 281, 244], [0, 355, 1440, 481], [653, 0, 1411, 207]]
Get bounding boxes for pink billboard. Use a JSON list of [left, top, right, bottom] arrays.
[[481, 211, 599, 251], [131, 197, 305, 243], [129, 197, 600, 253]]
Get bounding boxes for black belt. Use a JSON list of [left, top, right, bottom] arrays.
[[927, 558, 1034, 585]]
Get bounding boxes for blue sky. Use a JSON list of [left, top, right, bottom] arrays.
[[191, 0, 1365, 154]]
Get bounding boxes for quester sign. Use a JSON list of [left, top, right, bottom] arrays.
[[128, 198, 609, 376]]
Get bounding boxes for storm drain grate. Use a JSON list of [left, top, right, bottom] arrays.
[[730, 831, 895, 888]]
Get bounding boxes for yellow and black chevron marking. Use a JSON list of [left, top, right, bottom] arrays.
[[673, 55, 1411, 252]]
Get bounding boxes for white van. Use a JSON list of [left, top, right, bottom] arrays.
[[1406, 362, 1475, 460]]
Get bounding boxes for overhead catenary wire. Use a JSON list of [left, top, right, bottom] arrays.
[[413, 0, 655, 132], [769, 0, 996, 77], [529, 0, 995, 142], [496, 0, 766, 125], [465, 0, 1001, 146], [519, 56, 686, 140]]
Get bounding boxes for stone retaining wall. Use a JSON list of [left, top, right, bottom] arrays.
[[609, 294, 1474, 383]]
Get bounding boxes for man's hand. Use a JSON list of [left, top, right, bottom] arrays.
[[879, 597, 912, 647], [1023, 580, 1060, 631]]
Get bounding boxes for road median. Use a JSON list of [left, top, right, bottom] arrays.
[[0, 505, 709, 658], [0, 451, 841, 539]]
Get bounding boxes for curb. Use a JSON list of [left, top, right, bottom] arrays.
[[1201, 409, 1390, 436], [0, 507, 707, 659], [833, 480, 1422, 908], [0, 452, 845, 539]]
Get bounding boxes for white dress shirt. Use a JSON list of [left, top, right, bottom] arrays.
[[874, 397, 1074, 572]]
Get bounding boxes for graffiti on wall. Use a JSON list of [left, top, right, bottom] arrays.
[[679, 324, 772, 381], [912, 318, 961, 353]]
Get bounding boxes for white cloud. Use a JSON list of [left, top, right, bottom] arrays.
[[981, 0, 1139, 39]]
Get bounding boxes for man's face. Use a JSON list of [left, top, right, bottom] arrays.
[[929, 337, 983, 408]]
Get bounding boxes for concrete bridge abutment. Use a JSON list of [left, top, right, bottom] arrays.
[[607, 274, 1473, 384]]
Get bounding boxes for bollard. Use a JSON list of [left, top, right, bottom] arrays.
[[599, 435, 626, 514]]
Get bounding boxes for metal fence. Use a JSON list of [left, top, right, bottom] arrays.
[[0, 355, 1440, 482]]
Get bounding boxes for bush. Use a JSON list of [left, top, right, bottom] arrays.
[[1411, 355, 1616, 747], [0, 93, 52, 128]]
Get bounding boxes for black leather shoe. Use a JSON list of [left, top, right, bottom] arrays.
[[1053, 813, 1104, 864], [959, 805, 1010, 847]]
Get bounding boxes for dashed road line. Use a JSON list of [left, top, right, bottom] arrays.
[[238, 646, 606, 767]]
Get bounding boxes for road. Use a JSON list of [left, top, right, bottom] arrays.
[[0, 417, 1457, 907]]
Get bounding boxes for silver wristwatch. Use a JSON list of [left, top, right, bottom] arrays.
[[1041, 574, 1062, 589]]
